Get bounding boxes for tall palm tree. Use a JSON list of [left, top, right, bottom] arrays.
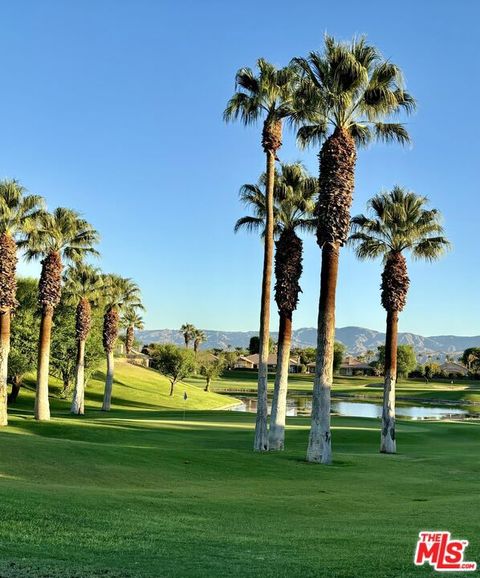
[[122, 307, 145, 355], [293, 36, 415, 463], [63, 264, 103, 415], [101, 275, 142, 411], [350, 187, 449, 453], [224, 59, 298, 451], [235, 163, 316, 450], [22, 208, 99, 421], [192, 329, 206, 355], [0, 179, 44, 426], [180, 323, 196, 348]]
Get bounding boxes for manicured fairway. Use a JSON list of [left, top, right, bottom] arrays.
[[0, 363, 478, 577]]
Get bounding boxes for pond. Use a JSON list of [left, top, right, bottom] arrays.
[[228, 395, 478, 420]]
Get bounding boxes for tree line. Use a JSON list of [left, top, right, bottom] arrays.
[[0, 180, 144, 424], [225, 35, 449, 462]]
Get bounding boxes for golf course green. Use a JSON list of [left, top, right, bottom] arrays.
[[0, 362, 478, 577]]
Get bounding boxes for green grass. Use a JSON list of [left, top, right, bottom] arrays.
[[185, 370, 480, 406], [0, 362, 479, 577]]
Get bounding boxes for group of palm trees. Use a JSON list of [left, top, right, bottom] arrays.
[[180, 323, 206, 354], [226, 35, 449, 463], [0, 180, 144, 426]]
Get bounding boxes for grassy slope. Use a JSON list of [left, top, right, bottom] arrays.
[[0, 363, 479, 577], [185, 370, 480, 405], [19, 360, 238, 414]]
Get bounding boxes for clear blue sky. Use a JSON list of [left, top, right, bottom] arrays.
[[1, 0, 478, 336]]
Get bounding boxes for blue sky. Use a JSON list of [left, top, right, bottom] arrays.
[[1, 0, 478, 336]]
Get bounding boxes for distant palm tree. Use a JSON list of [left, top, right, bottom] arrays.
[[350, 187, 449, 453], [192, 329, 206, 355], [293, 36, 415, 464], [122, 307, 145, 355], [23, 208, 99, 421], [235, 163, 316, 450], [101, 275, 142, 411], [225, 59, 299, 451], [63, 264, 103, 415], [0, 179, 44, 426], [180, 323, 196, 349]]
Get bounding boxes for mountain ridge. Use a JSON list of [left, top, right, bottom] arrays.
[[137, 326, 480, 361]]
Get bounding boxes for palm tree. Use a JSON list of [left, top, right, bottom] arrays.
[[235, 163, 316, 450], [101, 275, 142, 411], [180, 323, 196, 348], [192, 329, 206, 355], [224, 59, 299, 451], [293, 36, 415, 463], [63, 264, 103, 415], [122, 307, 145, 355], [22, 208, 99, 421], [0, 179, 44, 426], [350, 187, 449, 453]]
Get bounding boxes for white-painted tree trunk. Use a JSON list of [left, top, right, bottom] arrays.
[[381, 369, 396, 453], [254, 149, 276, 452], [102, 351, 114, 411], [0, 311, 11, 427], [307, 244, 339, 464], [269, 313, 292, 451], [71, 340, 86, 415]]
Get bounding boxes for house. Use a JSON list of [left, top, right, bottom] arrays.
[[339, 356, 374, 376], [234, 354, 302, 373], [307, 356, 373, 376], [126, 350, 150, 368], [439, 361, 469, 377]]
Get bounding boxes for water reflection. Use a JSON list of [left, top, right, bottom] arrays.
[[229, 396, 476, 420]]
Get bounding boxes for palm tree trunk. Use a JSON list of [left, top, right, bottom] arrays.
[[0, 310, 11, 426], [35, 305, 53, 421], [71, 339, 86, 415], [269, 311, 292, 450], [102, 351, 114, 411], [307, 243, 339, 464], [254, 149, 275, 451], [381, 309, 398, 453]]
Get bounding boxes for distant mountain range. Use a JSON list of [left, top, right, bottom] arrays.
[[137, 326, 480, 362]]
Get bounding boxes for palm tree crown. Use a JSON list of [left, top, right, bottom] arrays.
[[224, 59, 298, 153], [234, 163, 316, 237], [22, 207, 100, 262], [63, 264, 103, 306], [293, 35, 415, 149], [0, 180, 44, 237], [350, 186, 450, 311]]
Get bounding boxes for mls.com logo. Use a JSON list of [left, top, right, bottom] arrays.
[[414, 531, 477, 572]]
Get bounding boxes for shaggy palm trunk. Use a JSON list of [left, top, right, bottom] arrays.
[[0, 232, 18, 426], [125, 325, 134, 355], [269, 312, 292, 450], [35, 305, 54, 421], [269, 229, 303, 450], [102, 307, 119, 411], [35, 252, 62, 422], [382, 310, 398, 453], [71, 298, 91, 415], [307, 243, 339, 464], [71, 340, 86, 415], [307, 127, 356, 464], [380, 252, 409, 453], [0, 312, 11, 426]]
